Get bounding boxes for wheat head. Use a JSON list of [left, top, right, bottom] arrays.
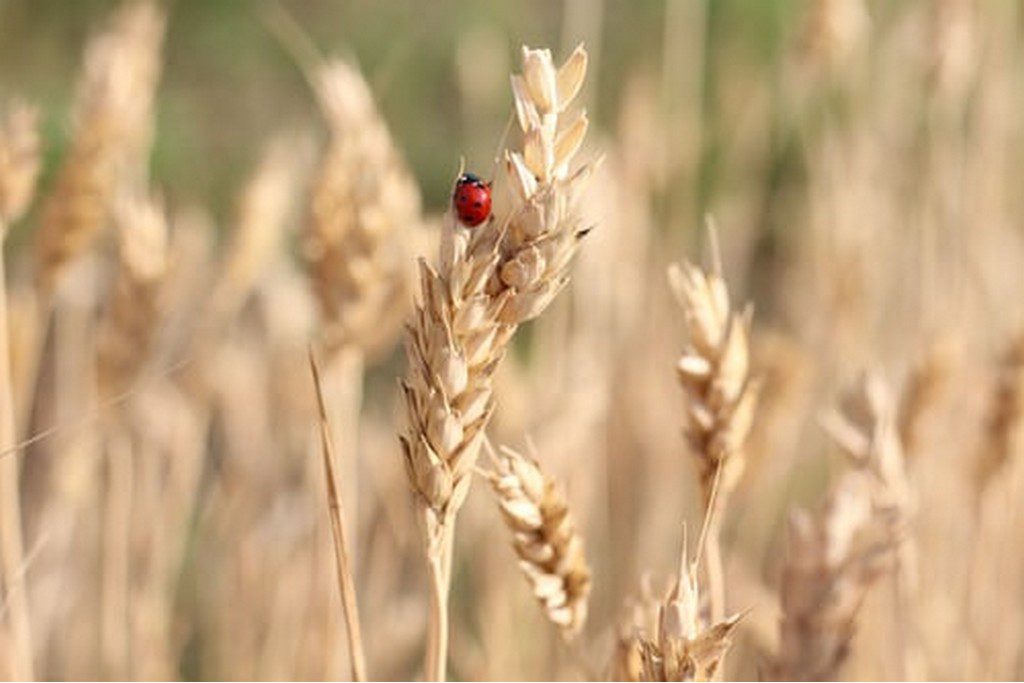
[[483, 443, 591, 638], [773, 471, 893, 681], [35, 0, 165, 292], [303, 60, 422, 357], [400, 44, 593, 537], [636, 538, 742, 682], [96, 192, 169, 399], [669, 234, 759, 513]]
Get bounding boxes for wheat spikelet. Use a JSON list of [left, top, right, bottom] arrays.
[[482, 443, 591, 638], [96, 193, 168, 399], [35, 0, 165, 292], [399, 43, 593, 680], [974, 332, 1024, 499], [772, 471, 893, 681], [669, 232, 759, 514], [636, 537, 742, 681], [0, 100, 41, 229], [303, 60, 421, 357]]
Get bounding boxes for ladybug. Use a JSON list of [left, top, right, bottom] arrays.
[[452, 172, 492, 227]]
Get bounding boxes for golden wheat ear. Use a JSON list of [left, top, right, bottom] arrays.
[[35, 0, 166, 293], [635, 527, 743, 682], [481, 441, 592, 639]]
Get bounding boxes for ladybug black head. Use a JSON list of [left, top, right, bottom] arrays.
[[457, 172, 488, 188]]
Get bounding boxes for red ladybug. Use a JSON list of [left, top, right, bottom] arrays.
[[452, 172, 492, 227]]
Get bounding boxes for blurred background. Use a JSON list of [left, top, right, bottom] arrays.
[[0, 0, 798, 232], [1, 0, 1024, 680]]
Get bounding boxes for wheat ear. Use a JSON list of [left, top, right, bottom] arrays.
[[35, 0, 165, 294], [772, 471, 893, 681], [821, 373, 923, 679], [97, 193, 169, 399], [481, 441, 591, 638], [0, 99, 41, 681], [303, 59, 421, 358], [399, 44, 593, 680], [636, 531, 742, 682], [669, 224, 759, 622]]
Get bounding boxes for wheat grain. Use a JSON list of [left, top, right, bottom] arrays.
[[482, 443, 591, 638]]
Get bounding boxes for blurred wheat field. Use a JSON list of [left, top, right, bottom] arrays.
[[1, 0, 1024, 680]]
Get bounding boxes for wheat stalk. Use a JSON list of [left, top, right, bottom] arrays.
[[669, 225, 759, 622], [399, 43, 593, 680], [772, 471, 894, 681], [481, 442, 591, 638], [309, 349, 368, 681], [0, 98, 41, 681], [35, 0, 165, 293]]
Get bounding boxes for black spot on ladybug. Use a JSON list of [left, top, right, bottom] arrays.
[[474, 201, 482, 207]]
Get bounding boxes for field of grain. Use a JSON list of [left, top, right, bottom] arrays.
[[0, 0, 1023, 680]]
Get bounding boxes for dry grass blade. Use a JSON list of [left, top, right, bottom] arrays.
[[303, 60, 422, 358], [482, 442, 591, 638], [309, 348, 368, 682], [772, 471, 894, 681]]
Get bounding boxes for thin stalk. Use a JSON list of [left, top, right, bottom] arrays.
[[0, 235, 33, 680], [309, 349, 367, 682], [101, 424, 133, 678], [425, 521, 453, 681]]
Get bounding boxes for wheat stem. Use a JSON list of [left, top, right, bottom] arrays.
[[0, 233, 32, 680]]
